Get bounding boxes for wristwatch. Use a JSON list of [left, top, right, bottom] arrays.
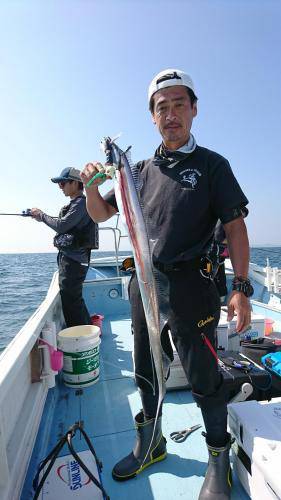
[[232, 276, 254, 297]]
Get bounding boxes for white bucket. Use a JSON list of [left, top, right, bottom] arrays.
[[58, 325, 101, 388]]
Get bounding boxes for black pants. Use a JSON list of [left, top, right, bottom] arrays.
[[129, 267, 228, 447], [58, 253, 91, 328]]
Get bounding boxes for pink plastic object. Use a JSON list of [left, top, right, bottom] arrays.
[[39, 339, 63, 371], [264, 318, 274, 336], [50, 349, 63, 371], [91, 314, 104, 335], [271, 338, 281, 346], [221, 247, 229, 258]]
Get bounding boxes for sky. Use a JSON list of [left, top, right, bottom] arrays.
[[0, 0, 280, 253]]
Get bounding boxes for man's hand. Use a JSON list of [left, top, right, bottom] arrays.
[[227, 291, 251, 333], [30, 208, 43, 222], [80, 162, 107, 188]]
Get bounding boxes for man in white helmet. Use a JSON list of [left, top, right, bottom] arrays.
[[81, 69, 252, 499]]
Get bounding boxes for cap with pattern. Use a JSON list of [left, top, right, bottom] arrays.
[[51, 167, 81, 183], [148, 69, 197, 106]]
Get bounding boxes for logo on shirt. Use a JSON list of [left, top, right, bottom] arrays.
[[179, 168, 201, 189]]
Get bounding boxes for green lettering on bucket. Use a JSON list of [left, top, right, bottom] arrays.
[[63, 353, 100, 374], [63, 346, 99, 359]]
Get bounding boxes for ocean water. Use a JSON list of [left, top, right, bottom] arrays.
[[0, 248, 280, 351]]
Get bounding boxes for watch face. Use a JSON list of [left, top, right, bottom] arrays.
[[232, 281, 254, 297]]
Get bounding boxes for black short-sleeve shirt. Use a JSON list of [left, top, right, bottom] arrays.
[[104, 145, 248, 264]]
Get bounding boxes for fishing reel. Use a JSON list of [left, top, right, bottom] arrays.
[[21, 208, 31, 216]]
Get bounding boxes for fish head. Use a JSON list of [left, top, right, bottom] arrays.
[[100, 136, 125, 169], [100, 136, 114, 165]]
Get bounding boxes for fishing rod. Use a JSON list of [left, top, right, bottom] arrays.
[[0, 209, 32, 217]]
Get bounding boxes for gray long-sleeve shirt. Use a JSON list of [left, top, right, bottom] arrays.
[[41, 194, 91, 264]]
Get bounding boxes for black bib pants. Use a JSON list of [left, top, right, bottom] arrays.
[[58, 252, 91, 328], [129, 267, 228, 447]]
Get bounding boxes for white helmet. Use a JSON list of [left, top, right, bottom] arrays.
[[148, 68, 197, 107]]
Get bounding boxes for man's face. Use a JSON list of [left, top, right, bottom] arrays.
[[59, 180, 79, 197], [152, 86, 197, 150]]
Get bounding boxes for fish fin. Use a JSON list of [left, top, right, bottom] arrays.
[[128, 159, 143, 192]]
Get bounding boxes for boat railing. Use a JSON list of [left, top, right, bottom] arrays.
[[265, 258, 281, 293], [98, 226, 122, 276], [0, 272, 60, 399], [0, 272, 62, 499], [92, 214, 130, 277], [249, 260, 281, 294]]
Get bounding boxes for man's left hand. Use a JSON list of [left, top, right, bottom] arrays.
[[30, 208, 43, 222], [227, 291, 251, 333]]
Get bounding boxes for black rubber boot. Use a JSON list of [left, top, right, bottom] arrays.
[[112, 411, 167, 481], [198, 433, 232, 500]]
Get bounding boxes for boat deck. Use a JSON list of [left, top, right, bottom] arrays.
[[22, 313, 249, 499]]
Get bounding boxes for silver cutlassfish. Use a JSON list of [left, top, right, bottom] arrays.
[[100, 136, 170, 432]]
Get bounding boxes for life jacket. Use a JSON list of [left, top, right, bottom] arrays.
[[53, 198, 99, 250]]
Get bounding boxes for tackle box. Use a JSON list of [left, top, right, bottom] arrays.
[[228, 397, 281, 500], [261, 351, 281, 378], [219, 351, 272, 402], [216, 309, 265, 351]]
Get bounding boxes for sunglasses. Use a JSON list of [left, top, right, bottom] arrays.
[[59, 180, 73, 187]]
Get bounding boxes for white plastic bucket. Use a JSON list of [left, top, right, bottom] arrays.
[[58, 325, 101, 388]]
